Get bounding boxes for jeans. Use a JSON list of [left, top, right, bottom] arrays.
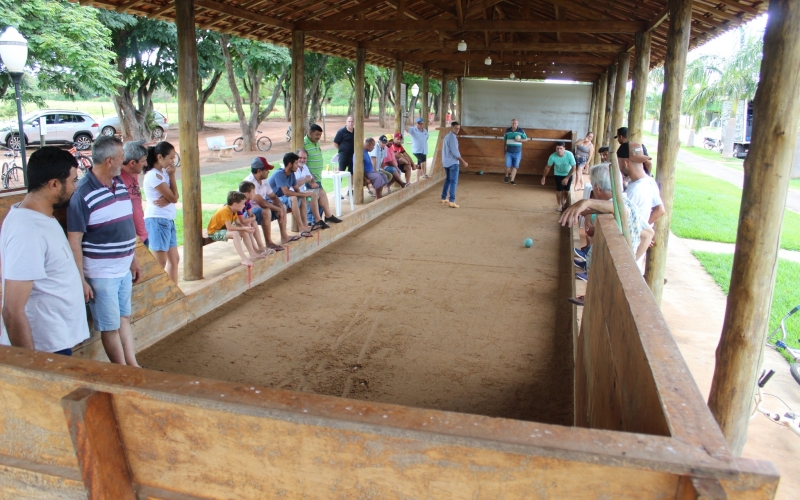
[[441, 164, 459, 202], [505, 150, 522, 168]]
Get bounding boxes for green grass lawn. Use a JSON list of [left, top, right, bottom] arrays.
[[174, 209, 217, 247], [693, 251, 800, 360]]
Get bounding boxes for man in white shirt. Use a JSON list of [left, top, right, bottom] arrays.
[[244, 157, 297, 248], [406, 117, 430, 179], [1, 147, 88, 356]]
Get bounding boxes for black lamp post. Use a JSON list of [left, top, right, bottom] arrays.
[[0, 27, 29, 187]]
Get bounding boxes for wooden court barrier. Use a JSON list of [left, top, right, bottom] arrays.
[[455, 126, 574, 176]]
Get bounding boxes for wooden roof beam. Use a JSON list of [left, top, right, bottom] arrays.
[[693, 2, 745, 23], [705, 0, 761, 16], [194, 0, 293, 30], [296, 19, 646, 32], [360, 39, 626, 52], [399, 52, 615, 64]]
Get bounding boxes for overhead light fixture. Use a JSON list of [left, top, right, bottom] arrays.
[[411, 83, 419, 97], [484, 55, 492, 66], [509, 72, 515, 79], [457, 40, 467, 52]]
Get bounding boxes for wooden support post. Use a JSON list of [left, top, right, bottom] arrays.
[[611, 52, 630, 153], [291, 30, 305, 154], [456, 76, 463, 122], [61, 388, 136, 500], [643, 0, 693, 304], [708, 0, 800, 455], [628, 31, 651, 143], [176, 0, 202, 281], [421, 67, 430, 130], [440, 70, 449, 129], [394, 59, 404, 133], [354, 48, 366, 205], [603, 64, 617, 147], [588, 81, 597, 137], [594, 72, 608, 164]]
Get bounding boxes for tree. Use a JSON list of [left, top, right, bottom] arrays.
[[0, 0, 120, 106], [373, 68, 394, 128], [196, 30, 225, 130], [681, 31, 762, 157], [646, 66, 664, 135], [220, 35, 288, 151], [97, 10, 178, 141]]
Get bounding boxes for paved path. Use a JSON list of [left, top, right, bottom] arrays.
[[642, 137, 800, 213], [681, 237, 800, 263]]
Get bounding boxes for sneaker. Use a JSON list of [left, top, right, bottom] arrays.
[[574, 247, 588, 260], [576, 272, 588, 282], [510, 181, 516, 185], [449, 202, 460, 208], [325, 215, 343, 223], [504, 176, 509, 183], [317, 220, 331, 230], [574, 259, 587, 272], [440, 199, 448, 204]]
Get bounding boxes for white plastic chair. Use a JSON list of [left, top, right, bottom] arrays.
[[322, 170, 354, 217]]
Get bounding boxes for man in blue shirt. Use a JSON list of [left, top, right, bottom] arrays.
[[268, 152, 313, 237], [354, 138, 387, 199], [441, 121, 468, 208]]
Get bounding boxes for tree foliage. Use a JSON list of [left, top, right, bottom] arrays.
[[0, 0, 120, 105]]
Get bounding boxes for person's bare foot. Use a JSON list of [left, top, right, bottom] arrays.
[[241, 259, 254, 267]]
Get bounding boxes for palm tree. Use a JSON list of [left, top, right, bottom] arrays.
[[646, 66, 664, 134], [682, 58, 717, 147], [681, 31, 762, 157]]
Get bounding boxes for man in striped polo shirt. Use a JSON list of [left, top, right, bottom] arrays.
[[303, 123, 325, 183], [67, 135, 142, 367]]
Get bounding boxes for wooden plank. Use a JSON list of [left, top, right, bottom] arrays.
[[61, 388, 135, 499], [0, 462, 85, 500], [394, 59, 403, 133], [194, 0, 292, 30], [297, 19, 646, 32], [354, 47, 365, 204]]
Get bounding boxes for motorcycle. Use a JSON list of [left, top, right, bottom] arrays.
[[703, 137, 722, 152]]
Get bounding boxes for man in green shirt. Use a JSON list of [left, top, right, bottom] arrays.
[[503, 118, 527, 185], [303, 124, 325, 183], [541, 141, 576, 212]]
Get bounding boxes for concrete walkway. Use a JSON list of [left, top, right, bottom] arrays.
[[642, 137, 800, 213], [681, 237, 800, 264], [662, 233, 800, 500]]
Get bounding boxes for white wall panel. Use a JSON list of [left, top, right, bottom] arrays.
[[462, 80, 592, 137]]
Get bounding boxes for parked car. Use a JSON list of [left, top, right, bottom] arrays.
[[98, 110, 169, 140], [0, 109, 100, 151]]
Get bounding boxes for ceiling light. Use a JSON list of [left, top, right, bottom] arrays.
[[458, 40, 467, 52], [509, 72, 515, 79], [484, 55, 492, 66]]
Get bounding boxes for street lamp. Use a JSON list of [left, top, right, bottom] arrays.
[[410, 83, 419, 123], [0, 27, 28, 187]]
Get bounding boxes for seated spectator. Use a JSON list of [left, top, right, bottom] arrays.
[[372, 135, 407, 191], [120, 140, 159, 247], [268, 152, 314, 238], [560, 163, 654, 278], [245, 158, 296, 247], [238, 181, 268, 254], [357, 138, 387, 199], [294, 148, 342, 228], [207, 191, 266, 267], [390, 133, 418, 184], [1, 147, 89, 356]]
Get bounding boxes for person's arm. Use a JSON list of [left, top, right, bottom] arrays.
[[649, 204, 666, 225], [224, 219, 254, 233], [541, 164, 552, 185], [153, 175, 178, 204], [333, 129, 342, 150], [563, 155, 576, 185], [558, 198, 614, 227], [636, 225, 655, 260], [67, 232, 93, 302], [2, 280, 35, 349], [130, 253, 141, 284]]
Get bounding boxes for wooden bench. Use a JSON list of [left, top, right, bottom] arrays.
[[206, 136, 235, 158]]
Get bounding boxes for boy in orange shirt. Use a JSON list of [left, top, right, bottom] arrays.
[[207, 191, 267, 267]]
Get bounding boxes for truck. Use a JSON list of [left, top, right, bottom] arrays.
[[719, 99, 753, 159]]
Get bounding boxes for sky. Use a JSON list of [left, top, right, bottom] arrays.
[[687, 15, 767, 62]]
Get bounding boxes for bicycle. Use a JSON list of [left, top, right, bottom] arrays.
[[752, 369, 800, 438], [766, 305, 800, 386], [1, 147, 23, 190], [68, 143, 92, 178], [233, 131, 272, 152]]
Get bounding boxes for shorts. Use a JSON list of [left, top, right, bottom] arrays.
[[554, 175, 572, 191], [384, 166, 399, 175], [209, 229, 228, 242], [85, 272, 132, 331], [250, 206, 278, 225], [279, 195, 293, 212], [145, 217, 177, 251], [505, 150, 522, 168], [576, 155, 589, 168], [365, 172, 387, 190], [414, 153, 427, 164], [53, 348, 73, 356]]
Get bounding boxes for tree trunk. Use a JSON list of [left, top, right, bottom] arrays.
[[346, 95, 354, 118], [378, 91, 387, 128], [258, 66, 287, 124], [246, 68, 264, 136], [651, 114, 659, 134], [220, 35, 255, 151], [722, 98, 739, 158], [197, 69, 222, 131], [305, 56, 328, 127]]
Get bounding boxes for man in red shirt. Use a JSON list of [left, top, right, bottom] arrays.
[[120, 140, 168, 247], [390, 132, 417, 184]]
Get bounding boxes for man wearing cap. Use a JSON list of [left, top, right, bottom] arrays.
[[390, 133, 418, 184], [406, 117, 430, 180], [244, 157, 296, 248], [615, 127, 652, 174], [333, 116, 355, 174], [504, 118, 527, 185]]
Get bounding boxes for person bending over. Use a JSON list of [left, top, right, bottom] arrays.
[[244, 158, 295, 248], [357, 138, 388, 199], [541, 141, 576, 212], [237, 181, 268, 254], [207, 191, 266, 267]]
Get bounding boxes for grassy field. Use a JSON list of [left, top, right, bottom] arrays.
[[693, 251, 800, 359], [174, 209, 217, 247]]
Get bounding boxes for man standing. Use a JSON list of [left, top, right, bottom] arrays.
[[303, 124, 325, 184], [1, 147, 88, 356], [333, 116, 355, 174], [503, 118, 527, 185], [406, 117, 430, 180], [294, 148, 342, 227], [441, 121, 467, 208], [119, 140, 149, 247], [615, 127, 652, 174], [67, 136, 142, 366], [541, 141, 576, 212], [244, 158, 295, 248]]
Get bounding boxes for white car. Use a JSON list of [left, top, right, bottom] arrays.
[[98, 110, 169, 140], [1, 109, 100, 150]]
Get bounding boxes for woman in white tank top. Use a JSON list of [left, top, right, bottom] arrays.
[[142, 142, 180, 282]]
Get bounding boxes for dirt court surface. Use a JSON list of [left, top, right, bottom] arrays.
[[141, 175, 573, 425]]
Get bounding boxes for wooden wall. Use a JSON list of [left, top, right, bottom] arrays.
[[455, 126, 574, 176]]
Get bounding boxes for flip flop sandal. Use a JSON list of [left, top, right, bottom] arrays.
[[300, 231, 313, 238], [568, 296, 585, 306], [270, 245, 285, 252], [286, 235, 302, 243]]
